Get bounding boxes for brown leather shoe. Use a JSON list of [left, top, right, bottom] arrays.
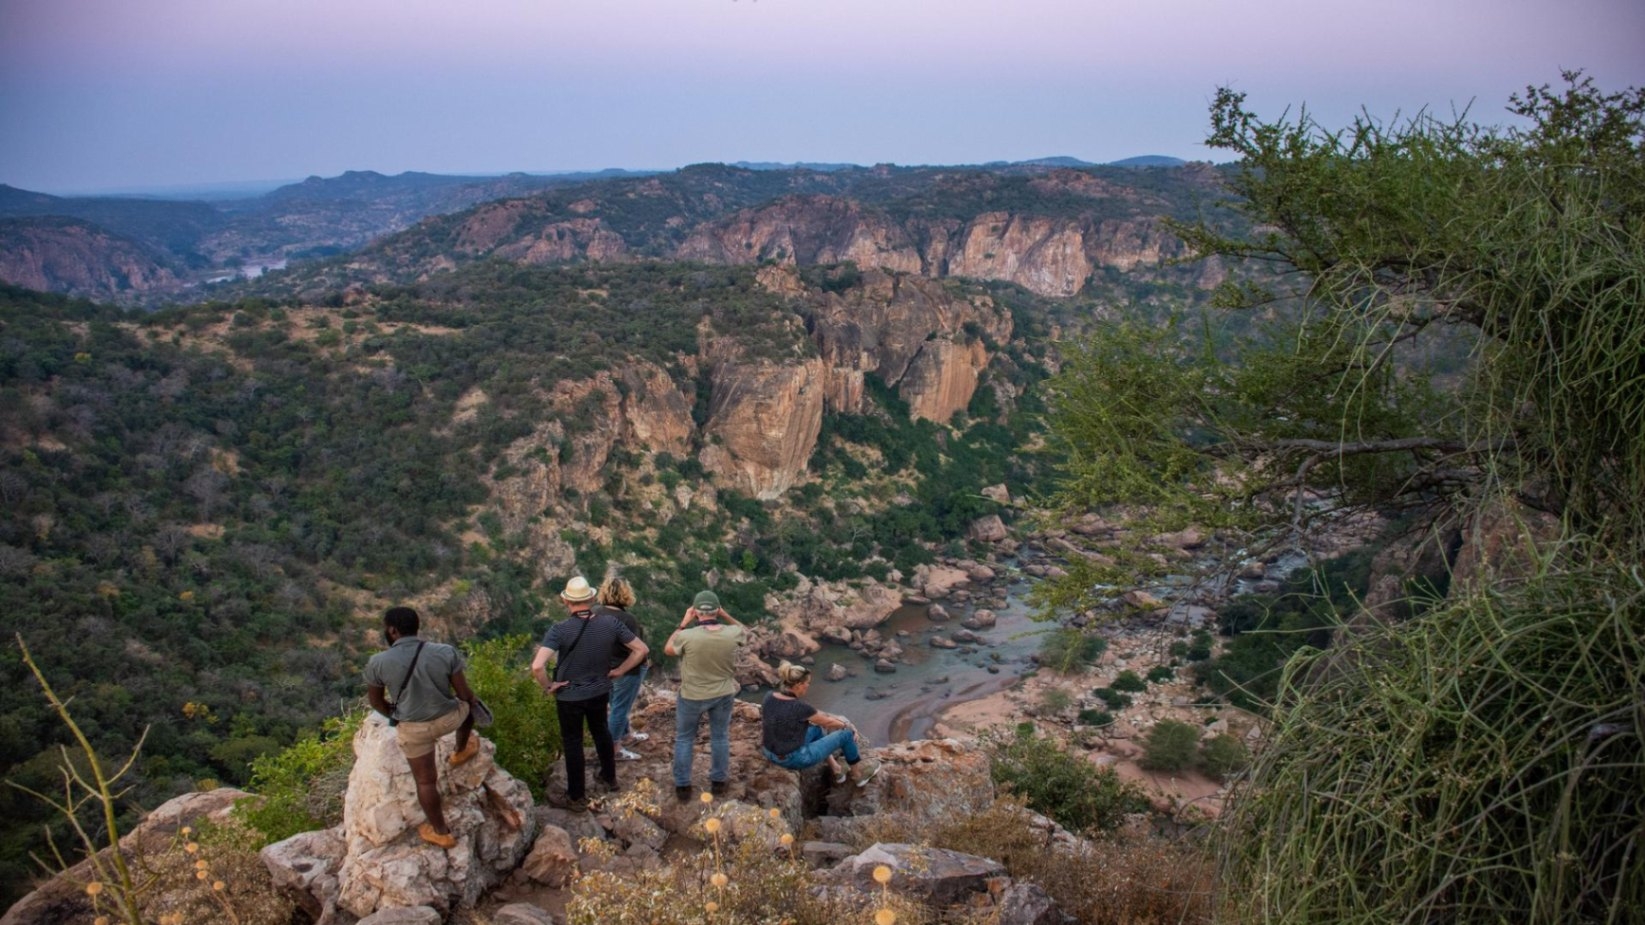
[[449, 735, 481, 766], [418, 823, 456, 849]]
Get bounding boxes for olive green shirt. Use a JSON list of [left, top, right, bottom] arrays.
[[674, 624, 745, 701]]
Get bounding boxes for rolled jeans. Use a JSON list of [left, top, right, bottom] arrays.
[[607, 666, 647, 741], [555, 693, 614, 801], [764, 725, 860, 771], [673, 692, 734, 787]]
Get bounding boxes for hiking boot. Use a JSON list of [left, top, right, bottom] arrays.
[[617, 747, 641, 761], [595, 777, 620, 795], [565, 797, 589, 814], [449, 735, 480, 766], [850, 758, 883, 788], [418, 823, 456, 849], [710, 780, 729, 797], [675, 785, 694, 802]]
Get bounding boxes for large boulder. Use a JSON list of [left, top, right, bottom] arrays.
[[827, 842, 1006, 907], [335, 716, 537, 918]]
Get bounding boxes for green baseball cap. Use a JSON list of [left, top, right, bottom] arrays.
[[693, 590, 721, 613]]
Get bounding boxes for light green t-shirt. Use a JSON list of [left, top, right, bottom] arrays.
[[675, 624, 745, 701]]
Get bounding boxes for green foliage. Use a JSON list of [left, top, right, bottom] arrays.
[[1139, 720, 1200, 772], [1222, 559, 1645, 923], [1198, 733, 1248, 781], [1076, 708, 1114, 727], [1037, 687, 1072, 716], [1092, 687, 1133, 710], [985, 727, 1149, 833], [462, 635, 561, 797], [1145, 665, 1174, 684], [1037, 628, 1108, 673], [1109, 670, 1147, 693], [239, 710, 362, 844]]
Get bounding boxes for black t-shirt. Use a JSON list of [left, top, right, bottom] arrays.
[[541, 609, 636, 702], [761, 691, 817, 756], [601, 605, 647, 676]]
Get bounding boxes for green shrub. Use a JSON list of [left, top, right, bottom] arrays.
[[1038, 687, 1073, 715], [1146, 665, 1175, 684], [986, 727, 1149, 833], [463, 634, 562, 798], [1093, 687, 1133, 709], [240, 710, 364, 843], [1038, 628, 1109, 673], [1110, 670, 1147, 692], [1077, 708, 1115, 727], [1199, 733, 1249, 780], [1140, 720, 1200, 772]]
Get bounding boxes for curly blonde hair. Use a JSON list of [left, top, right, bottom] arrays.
[[599, 576, 636, 609]]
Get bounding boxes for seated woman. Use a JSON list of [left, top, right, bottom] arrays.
[[760, 662, 881, 786]]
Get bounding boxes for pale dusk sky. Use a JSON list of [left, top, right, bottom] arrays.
[[1, 0, 1641, 194]]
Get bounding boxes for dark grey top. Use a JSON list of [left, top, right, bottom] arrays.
[[541, 609, 637, 702], [601, 605, 647, 677], [761, 691, 817, 757], [363, 637, 466, 723]]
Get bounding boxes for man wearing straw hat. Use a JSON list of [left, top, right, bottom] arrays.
[[532, 576, 649, 812]]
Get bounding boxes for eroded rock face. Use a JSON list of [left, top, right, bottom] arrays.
[[951, 212, 1092, 298], [807, 270, 1011, 423], [336, 717, 536, 918], [0, 217, 182, 301], [698, 358, 828, 499], [677, 196, 923, 275]]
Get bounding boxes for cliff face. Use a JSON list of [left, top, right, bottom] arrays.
[[675, 196, 1187, 298], [806, 269, 1013, 423], [677, 195, 924, 275], [0, 217, 181, 300], [699, 357, 829, 499]]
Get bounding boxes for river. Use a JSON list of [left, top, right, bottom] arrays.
[[786, 576, 1055, 747]]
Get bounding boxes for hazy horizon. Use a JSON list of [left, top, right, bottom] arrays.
[[3, 0, 1643, 196]]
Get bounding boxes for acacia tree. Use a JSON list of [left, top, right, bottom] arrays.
[[1046, 74, 1645, 923], [1043, 73, 1645, 611]]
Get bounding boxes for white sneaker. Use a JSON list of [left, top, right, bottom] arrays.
[[626, 732, 650, 743], [617, 747, 641, 761]]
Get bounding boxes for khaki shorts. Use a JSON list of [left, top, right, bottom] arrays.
[[396, 700, 470, 759]]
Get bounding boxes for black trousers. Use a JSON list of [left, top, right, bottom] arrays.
[[555, 693, 615, 801]]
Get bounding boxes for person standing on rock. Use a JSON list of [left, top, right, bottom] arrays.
[[664, 590, 746, 801], [532, 576, 649, 812], [760, 661, 881, 786], [599, 575, 649, 760], [363, 605, 481, 849]]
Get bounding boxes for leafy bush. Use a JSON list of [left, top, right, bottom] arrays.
[[1038, 628, 1108, 673], [240, 710, 364, 843], [986, 727, 1149, 833], [1146, 665, 1175, 684], [1038, 687, 1073, 715], [1199, 733, 1249, 780], [1093, 687, 1133, 709], [1140, 720, 1200, 772], [1077, 708, 1115, 727], [463, 634, 562, 798], [1110, 670, 1148, 692]]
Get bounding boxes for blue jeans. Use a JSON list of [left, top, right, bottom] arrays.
[[764, 725, 860, 771], [673, 692, 734, 786], [608, 666, 647, 741]]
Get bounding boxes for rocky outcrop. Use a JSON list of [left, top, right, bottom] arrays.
[[699, 357, 828, 499], [0, 217, 182, 301], [950, 212, 1092, 297], [678, 196, 922, 274], [806, 269, 1012, 423], [333, 717, 536, 918]]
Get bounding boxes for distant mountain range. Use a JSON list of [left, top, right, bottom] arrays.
[[0, 156, 1205, 303]]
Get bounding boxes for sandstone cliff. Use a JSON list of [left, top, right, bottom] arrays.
[[805, 269, 1012, 423], [0, 217, 182, 300], [698, 357, 829, 499]]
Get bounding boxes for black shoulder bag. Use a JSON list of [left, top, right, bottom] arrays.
[[385, 641, 426, 727], [550, 617, 593, 690]]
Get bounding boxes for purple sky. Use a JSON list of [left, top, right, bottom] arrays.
[[2, 0, 1642, 194]]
